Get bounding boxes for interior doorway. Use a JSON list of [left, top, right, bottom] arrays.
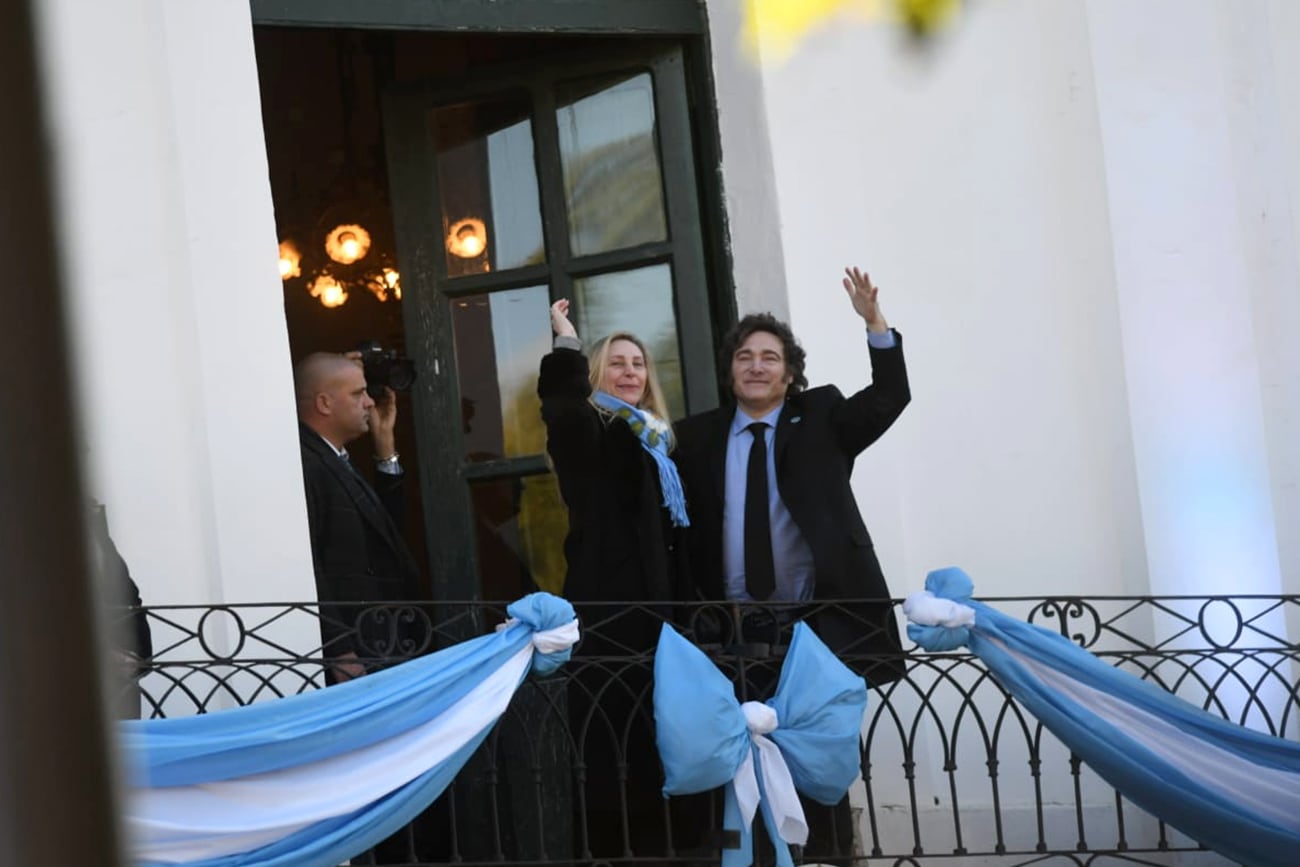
[[254, 26, 722, 602]]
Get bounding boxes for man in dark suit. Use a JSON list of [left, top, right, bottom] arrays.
[[295, 352, 422, 682], [673, 267, 910, 863]]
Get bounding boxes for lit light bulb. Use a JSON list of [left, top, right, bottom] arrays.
[[339, 232, 360, 262], [383, 268, 401, 300], [366, 267, 403, 303], [321, 283, 346, 307], [325, 224, 371, 265], [446, 218, 488, 259], [278, 240, 301, 280], [458, 226, 484, 257], [309, 274, 347, 308]]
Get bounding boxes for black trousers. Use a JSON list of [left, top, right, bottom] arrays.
[[734, 615, 859, 865]]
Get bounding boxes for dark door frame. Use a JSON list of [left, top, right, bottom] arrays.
[[251, 0, 705, 34], [252, 0, 738, 602], [247, 0, 736, 326], [384, 43, 718, 600]]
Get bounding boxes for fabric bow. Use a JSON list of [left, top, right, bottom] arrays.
[[653, 622, 867, 867]]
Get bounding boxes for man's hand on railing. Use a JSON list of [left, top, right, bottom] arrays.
[[114, 649, 147, 679], [331, 651, 366, 682]]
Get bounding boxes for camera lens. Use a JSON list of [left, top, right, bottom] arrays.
[[388, 360, 416, 391], [356, 339, 416, 396]]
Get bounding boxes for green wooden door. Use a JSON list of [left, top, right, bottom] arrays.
[[383, 43, 717, 601]]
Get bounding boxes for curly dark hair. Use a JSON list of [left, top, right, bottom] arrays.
[[719, 312, 808, 396]]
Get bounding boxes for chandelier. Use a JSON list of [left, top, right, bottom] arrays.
[[279, 212, 401, 310]]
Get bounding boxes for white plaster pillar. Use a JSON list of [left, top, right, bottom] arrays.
[[158, 3, 317, 607], [35, 0, 317, 615], [1086, 0, 1289, 601], [703, 0, 791, 318]]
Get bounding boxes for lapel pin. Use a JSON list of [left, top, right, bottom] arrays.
[[790, 416, 802, 424]]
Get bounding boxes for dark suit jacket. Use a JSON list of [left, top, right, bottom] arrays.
[[90, 502, 153, 718], [673, 333, 910, 683], [90, 502, 153, 663], [299, 423, 422, 664]]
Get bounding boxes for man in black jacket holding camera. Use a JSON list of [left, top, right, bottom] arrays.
[[294, 351, 422, 682]]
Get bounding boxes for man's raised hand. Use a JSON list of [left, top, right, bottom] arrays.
[[843, 266, 888, 333]]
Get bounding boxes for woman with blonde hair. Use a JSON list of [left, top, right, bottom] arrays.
[[538, 298, 692, 863], [539, 298, 688, 606]]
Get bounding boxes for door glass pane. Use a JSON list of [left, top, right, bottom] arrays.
[[573, 264, 684, 420], [556, 71, 668, 258], [471, 473, 569, 600], [431, 96, 546, 277], [451, 285, 551, 461]]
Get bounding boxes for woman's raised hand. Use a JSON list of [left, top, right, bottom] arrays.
[[550, 299, 578, 339]]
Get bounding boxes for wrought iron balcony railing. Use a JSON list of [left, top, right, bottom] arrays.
[[108, 595, 1300, 866]]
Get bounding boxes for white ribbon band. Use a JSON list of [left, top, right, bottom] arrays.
[[731, 701, 808, 846], [733, 748, 761, 829], [494, 617, 580, 655], [903, 590, 976, 628], [130, 644, 534, 862]]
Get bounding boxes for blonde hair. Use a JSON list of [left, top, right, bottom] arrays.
[[588, 331, 674, 429]]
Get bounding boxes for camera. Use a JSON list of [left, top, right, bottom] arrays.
[[356, 339, 416, 399]]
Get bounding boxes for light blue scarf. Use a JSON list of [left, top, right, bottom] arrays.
[[592, 390, 690, 527]]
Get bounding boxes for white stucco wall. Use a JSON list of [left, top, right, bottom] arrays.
[[1088, 0, 1289, 603], [708, 0, 1300, 605], [706, 0, 1300, 841], [711, 0, 1146, 601], [35, 0, 315, 614], [44, 0, 1293, 617]]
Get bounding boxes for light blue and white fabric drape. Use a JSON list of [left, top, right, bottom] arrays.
[[905, 567, 1300, 867], [122, 593, 578, 867], [653, 623, 867, 867]]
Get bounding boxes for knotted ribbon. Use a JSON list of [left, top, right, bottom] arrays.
[[125, 592, 579, 867], [653, 622, 867, 867]]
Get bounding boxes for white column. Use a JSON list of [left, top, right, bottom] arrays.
[[158, 3, 317, 607], [35, 0, 316, 615], [703, 0, 791, 318], [1086, 0, 1290, 600]]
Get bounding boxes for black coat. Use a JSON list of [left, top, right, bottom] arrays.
[[539, 348, 687, 649], [89, 502, 153, 663], [540, 347, 689, 854], [672, 333, 911, 682], [298, 423, 422, 662]]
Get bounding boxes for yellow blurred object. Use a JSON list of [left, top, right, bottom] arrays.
[[897, 0, 962, 37], [744, 0, 960, 60], [744, 0, 882, 60]]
